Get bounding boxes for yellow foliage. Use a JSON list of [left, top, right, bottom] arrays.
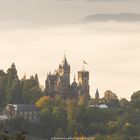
[[36, 96, 51, 108], [74, 132, 87, 140]]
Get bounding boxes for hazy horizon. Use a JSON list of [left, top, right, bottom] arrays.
[[0, 0, 140, 100]]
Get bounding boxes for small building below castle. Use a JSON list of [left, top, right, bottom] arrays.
[[3, 104, 39, 121]]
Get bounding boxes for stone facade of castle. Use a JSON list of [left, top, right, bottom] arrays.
[[45, 55, 90, 100]]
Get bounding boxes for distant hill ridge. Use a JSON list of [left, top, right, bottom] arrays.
[[83, 13, 140, 22]]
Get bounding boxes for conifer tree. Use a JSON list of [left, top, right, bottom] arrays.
[[6, 63, 22, 104], [0, 70, 6, 106]]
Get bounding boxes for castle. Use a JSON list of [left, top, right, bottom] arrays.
[[45, 55, 90, 100]]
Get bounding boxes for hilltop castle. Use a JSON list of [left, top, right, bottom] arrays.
[[45, 55, 90, 100]]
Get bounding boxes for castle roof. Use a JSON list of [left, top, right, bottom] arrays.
[[71, 81, 78, 87], [60, 55, 70, 70], [71, 75, 78, 87], [6, 104, 39, 112]]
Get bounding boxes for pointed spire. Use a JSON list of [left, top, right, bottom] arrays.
[[62, 52, 66, 63], [62, 54, 69, 68], [64, 53, 66, 60], [71, 74, 78, 87], [96, 89, 99, 94], [11, 63, 16, 69], [49, 71, 51, 75], [95, 89, 99, 100], [74, 74, 76, 82]]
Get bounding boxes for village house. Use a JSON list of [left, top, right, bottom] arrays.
[[3, 104, 39, 121]]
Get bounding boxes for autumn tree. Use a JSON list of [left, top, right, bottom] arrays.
[[36, 96, 51, 108], [53, 106, 67, 130], [102, 90, 120, 108], [66, 99, 78, 121]]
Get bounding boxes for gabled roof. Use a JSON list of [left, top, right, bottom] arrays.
[[7, 104, 39, 112], [60, 55, 70, 70]]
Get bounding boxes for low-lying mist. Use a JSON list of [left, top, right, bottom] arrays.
[[0, 21, 139, 99]]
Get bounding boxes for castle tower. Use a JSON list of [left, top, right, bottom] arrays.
[[58, 55, 70, 81], [58, 55, 71, 97], [78, 70, 90, 99], [45, 73, 58, 97]]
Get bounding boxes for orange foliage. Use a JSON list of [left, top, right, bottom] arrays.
[[36, 96, 51, 108]]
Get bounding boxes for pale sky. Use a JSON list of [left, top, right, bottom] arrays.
[[0, 0, 140, 99]]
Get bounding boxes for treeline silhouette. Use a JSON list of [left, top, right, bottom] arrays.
[[0, 63, 140, 140]]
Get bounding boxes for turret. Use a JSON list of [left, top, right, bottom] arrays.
[[95, 89, 99, 100], [59, 55, 70, 74], [70, 75, 78, 99], [57, 55, 71, 98], [78, 70, 90, 100]]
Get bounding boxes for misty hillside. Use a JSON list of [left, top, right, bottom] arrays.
[[82, 13, 140, 22]]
